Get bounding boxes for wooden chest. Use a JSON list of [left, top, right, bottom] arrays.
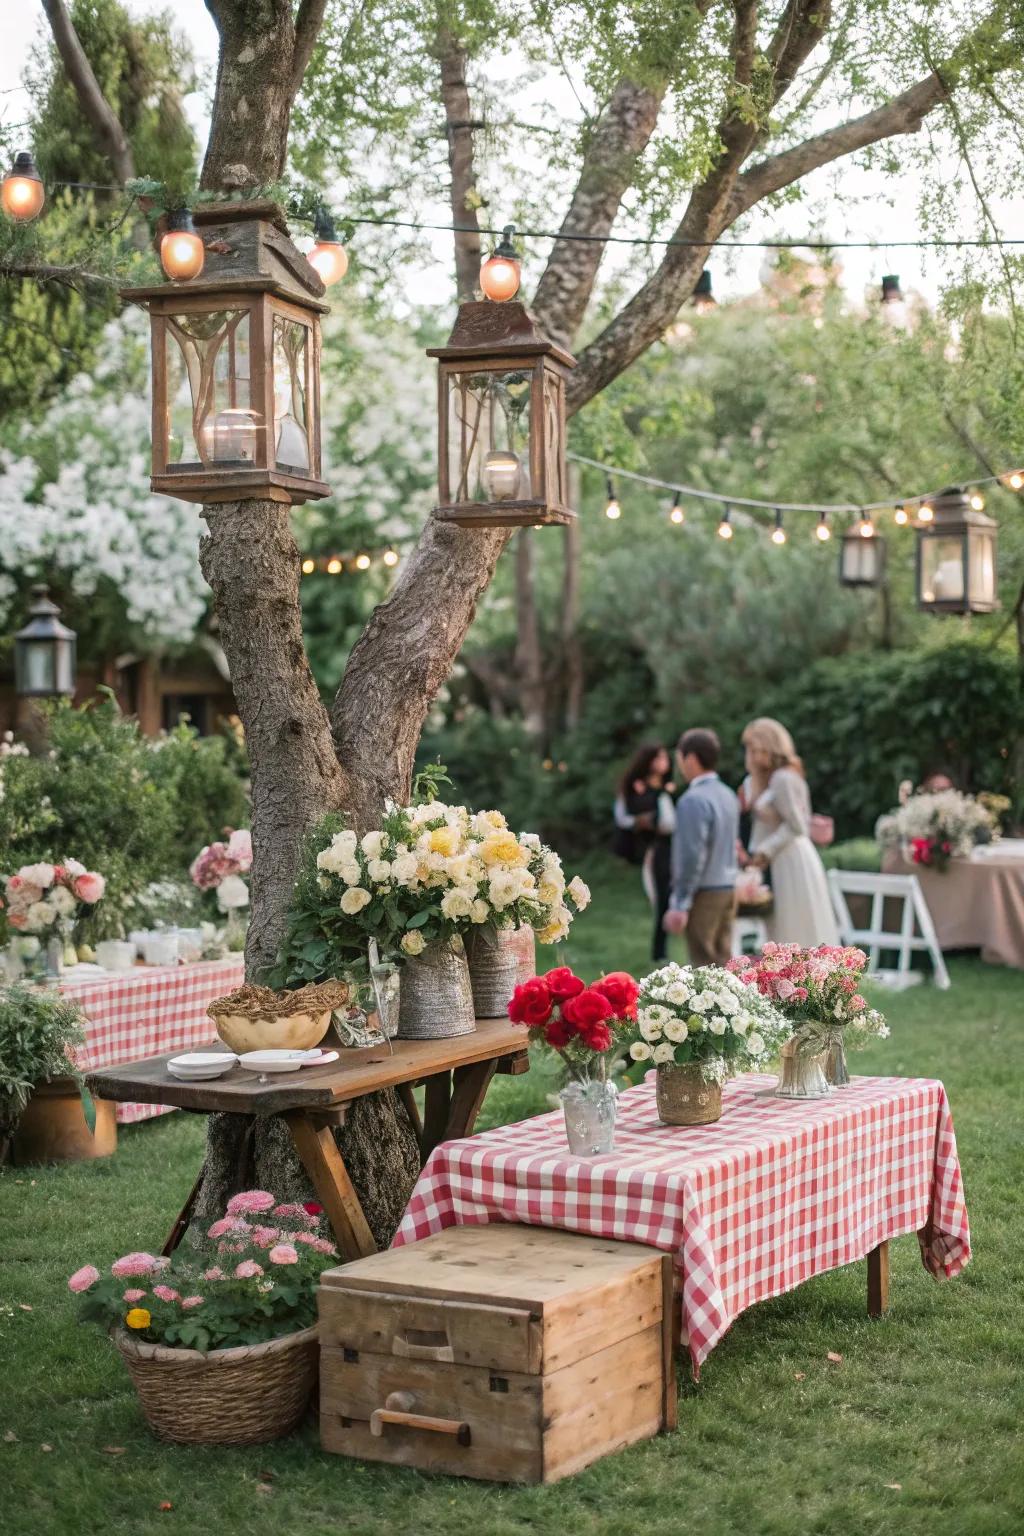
[[319, 1224, 675, 1483]]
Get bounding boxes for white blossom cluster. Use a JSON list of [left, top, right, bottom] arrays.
[[629, 962, 791, 1080]]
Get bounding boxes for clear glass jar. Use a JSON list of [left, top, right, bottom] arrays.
[[560, 1078, 618, 1156]]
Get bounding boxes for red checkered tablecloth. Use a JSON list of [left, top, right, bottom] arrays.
[[394, 1073, 971, 1374], [64, 959, 245, 1125]]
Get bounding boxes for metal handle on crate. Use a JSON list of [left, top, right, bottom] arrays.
[[392, 1327, 454, 1362], [370, 1391, 471, 1446]]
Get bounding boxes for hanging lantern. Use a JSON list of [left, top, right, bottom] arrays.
[[1, 151, 45, 222], [14, 586, 76, 697], [916, 485, 998, 614], [839, 527, 886, 587], [427, 299, 575, 528], [124, 201, 329, 505], [308, 207, 348, 287]]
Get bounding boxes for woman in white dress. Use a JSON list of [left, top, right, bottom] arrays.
[[741, 717, 839, 947]]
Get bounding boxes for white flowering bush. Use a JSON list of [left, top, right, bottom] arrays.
[[627, 963, 792, 1085], [271, 801, 591, 986]]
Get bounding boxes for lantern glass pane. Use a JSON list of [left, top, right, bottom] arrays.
[[841, 535, 880, 585], [273, 317, 311, 474], [446, 367, 534, 504], [542, 365, 565, 508], [165, 310, 260, 468], [19, 639, 56, 694], [968, 530, 996, 605], [921, 534, 964, 604]]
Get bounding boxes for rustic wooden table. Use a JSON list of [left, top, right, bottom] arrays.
[[86, 1020, 530, 1262]]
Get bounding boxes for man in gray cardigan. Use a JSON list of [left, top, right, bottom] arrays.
[[663, 728, 739, 968]]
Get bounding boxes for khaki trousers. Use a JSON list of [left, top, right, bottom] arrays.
[[686, 889, 737, 969]]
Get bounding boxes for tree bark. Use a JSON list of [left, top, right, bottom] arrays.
[[436, 29, 483, 302], [514, 530, 547, 740], [561, 467, 585, 732], [40, 0, 136, 184]]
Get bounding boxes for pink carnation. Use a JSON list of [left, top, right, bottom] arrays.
[[72, 871, 105, 904], [68, 1264, 100, 1293], [181, 1296, 205, 1309], [234, 1260, 263, 1279], [270, 1202, 318, 1225], [206, 1215, 247, 1238], [152, 1285, 180, 1303], [122, 1288, 146, 1303], [226, 1190, 276, 1216], [201, 1267, 225, 1282], [111, 1251, 160, 1278], [251, 1225, 281, 1248], [293, 1231, 336, 1255], [267, 1243, 299, 1266]]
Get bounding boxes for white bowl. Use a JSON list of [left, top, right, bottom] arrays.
[[167, 1052, 237, 1080], [238, 1049, 318, 1073]]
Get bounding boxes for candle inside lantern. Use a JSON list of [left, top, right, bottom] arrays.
[[483, 448, 522, 500], [205, 407, 260, 463]]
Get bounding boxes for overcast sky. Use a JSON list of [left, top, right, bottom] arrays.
[[0, 1, 1010, 313]]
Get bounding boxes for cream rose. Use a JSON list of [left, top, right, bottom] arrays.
[[400, 929, 427, 955], [360, 830, 384, 860], [391, 854, 419, 886], [666, 982, 690, 1006], [366, 858, 392, 884], [747, 1032, 765, 1056], [629, 1040, 653, 1062], [566, 876, 591, 910], [638, 1014, 664, 1042], [652, 1043, 676, 1065], [441, 889, 474, 921], [470, 899, 490, 924], [663, 1018, 689, 1043], [340, 887, 372, 915]]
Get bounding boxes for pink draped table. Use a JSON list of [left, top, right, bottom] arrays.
[[63, 958, 245, 1124], [883, 844, 1024, 969], [395, 1073, 971, 1375]]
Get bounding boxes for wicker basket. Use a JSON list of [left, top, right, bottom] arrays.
[[655, 1063, 722, 1126], [114, 1324, 319, 1445]]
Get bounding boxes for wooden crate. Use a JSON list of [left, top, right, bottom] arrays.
[[319, 1224, 675, 1483]]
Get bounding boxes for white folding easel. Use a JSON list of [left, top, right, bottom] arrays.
[[827, 870, 950, 990]]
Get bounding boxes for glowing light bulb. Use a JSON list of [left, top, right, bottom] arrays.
[[859, 515, 875, 538], [918, 501, 934, 523], [355, 552, 371, 570], [718, 509, 733, 540], [480, 226, 521, 302], [326, 557, 343, 575], [1, 152, 44, 221], [1009, 472, 1023, 491], [159, 209, 205, 280], [969, 491, 985, 511], [308, 208, 348, 286], [483, 449, 521, 500], [771, 510, 787, 545], [894, 504, 908, 526], [604, 476, 620, 519], [383, 547, 399, 567], [301, 558, 316, 575], [816, 514, 831, 542], [669, 495, 685, 525]]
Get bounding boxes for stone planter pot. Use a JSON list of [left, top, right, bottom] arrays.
[[656, 1062, 722, 1126], [11, 1076, 117, 1164], [397, 936, 477, 1040]]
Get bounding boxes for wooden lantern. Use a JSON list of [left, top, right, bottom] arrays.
[[125, 201, 329, 505], [427, 301, 576, 528]]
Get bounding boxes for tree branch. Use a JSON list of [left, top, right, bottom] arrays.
[[40, 0, 135, 184], [292, 0, 329, 96], [435, 28, 483, 301]]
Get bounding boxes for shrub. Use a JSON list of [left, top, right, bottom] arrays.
[[0, 985, 85, 1144]]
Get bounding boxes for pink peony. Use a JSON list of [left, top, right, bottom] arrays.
[[19, 862, 55, 890], [226, 828, 253, 872], [111, 1252, 160, 1278], [234, 1260, 263, 1279], [226, 1190, 276, 1216], [267, 1243, 299, 1266], [62, 858, 86, 878], [152, 1285, 180, 1303], [72, 871, 105, 904], [201, 1267, 225, 1282], [251, 1225, 281, 1248], [68, 1264, 100, 1293], [181, 1296, 204, 1309], [122, 1288, 146, 1302]]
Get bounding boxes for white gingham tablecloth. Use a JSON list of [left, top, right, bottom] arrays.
[[64, 958, 244, 1125], [393, 1073, 971, 1374]]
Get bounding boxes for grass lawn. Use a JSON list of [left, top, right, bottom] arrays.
[[2, 853, 1023, 1536]]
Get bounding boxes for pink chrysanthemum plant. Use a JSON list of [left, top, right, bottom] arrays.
[[727, 943, 889, 1059], [68, 1193, 335, 1352]]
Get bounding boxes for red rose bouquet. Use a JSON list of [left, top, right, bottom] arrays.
[[508, 966, 638, 1083]]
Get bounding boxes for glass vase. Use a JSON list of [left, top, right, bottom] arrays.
[[824, 1032, 851, 1087], [560, 1078, 617, 1156], [775, 1037, 832, 1099]]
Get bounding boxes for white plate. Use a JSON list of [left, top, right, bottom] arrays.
[[238, 1048, 340, 1073]]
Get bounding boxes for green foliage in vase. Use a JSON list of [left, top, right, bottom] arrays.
[[0, 985, 86, 1144]]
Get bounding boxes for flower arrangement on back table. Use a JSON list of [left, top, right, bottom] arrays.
[[876, 788, 1001, 872], [190, 829, 252, 945], [2, 859, 106, 938]]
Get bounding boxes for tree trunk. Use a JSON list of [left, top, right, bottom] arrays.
[[436, 29, 483, 302], [514, 530, 547, 740], [561, 468, 585, 732], [40, 0, 136, 184]]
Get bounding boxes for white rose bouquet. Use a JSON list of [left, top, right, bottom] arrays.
[[627, 962, 792, 1086]]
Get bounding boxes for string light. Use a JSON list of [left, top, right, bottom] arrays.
[[894, 503, 908, 525], [917, 501, 934, 523], [858, 513, 876, 538], [159, 208, 204, 280], [326, 557, 343, 574], [299, 545, 406, 576], [1006, 472, 1024, 491], [604, 476, 621, 520], [1, 151, 44, 221], [308, 206, 348, 286], [480, 225, 521, 302], [816, 511, 831, 542], [383, 547, 399, 567], [354, 552, 371, 570], [669, 492, 685, 525], [771, 509, 787, 545], [301, 558, 315, 575], [969, 491, 986, 511], [718, 507, 733, 540]]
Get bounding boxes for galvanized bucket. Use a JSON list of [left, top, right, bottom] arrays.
[[397, 935, 477, 1040]]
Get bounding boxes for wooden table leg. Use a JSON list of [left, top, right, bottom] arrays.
[[285, 1111, 376, 1261], [867, 1240, 890, 1317], [421, 1070, 452, 1162], [161, 1165, 205, 1256], [446, 1059, 499, 1141], [396, 1081, 423, 1145]]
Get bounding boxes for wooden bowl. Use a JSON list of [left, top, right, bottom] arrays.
[[214, 1009, 332, 1055]]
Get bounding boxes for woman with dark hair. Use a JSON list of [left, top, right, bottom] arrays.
[[613, 742, 676, 960]]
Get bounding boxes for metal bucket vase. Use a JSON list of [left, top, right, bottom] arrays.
[[656, 1062, 722, 1126], [466, 928, 521, 1019], [397, 936, 477, 1040], [775, 1036, 833, 1099]]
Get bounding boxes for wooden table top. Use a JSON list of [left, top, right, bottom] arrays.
[[85, 1019, 529, 1116]]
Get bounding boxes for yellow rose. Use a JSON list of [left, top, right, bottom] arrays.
[[340, 887, 372, 915], [401, 930, 427, 956], [125, 1307, 151, 1330], [480, 833, 527, 868], [428, 826, 460, 857]]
